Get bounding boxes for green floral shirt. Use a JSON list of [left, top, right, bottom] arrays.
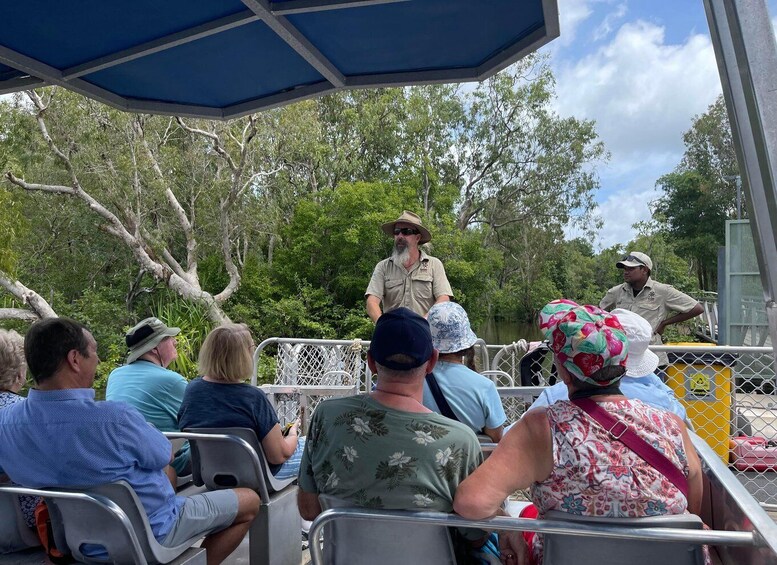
[[299, 395, 482, 512]]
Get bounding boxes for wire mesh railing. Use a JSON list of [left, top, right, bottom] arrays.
[[252, 338, 777, 507]]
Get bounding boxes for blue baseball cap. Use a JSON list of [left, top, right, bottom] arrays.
[[369, 308, 434, 370]]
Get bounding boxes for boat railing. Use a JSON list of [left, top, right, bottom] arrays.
[[252, 337, 777, 509]]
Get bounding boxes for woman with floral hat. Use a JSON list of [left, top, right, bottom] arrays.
[[453, 299, 706, 565]]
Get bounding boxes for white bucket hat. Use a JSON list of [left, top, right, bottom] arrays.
[[427, 302, 478, 354], [612, 309, 660, 377]]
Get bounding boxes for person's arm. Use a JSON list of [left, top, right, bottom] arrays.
[[454, 409, 553, 519], [366, 294, 383, 323], [431, 259, 453, 303], [482, 425, 503, 443], [261, 421, 299, 465], [656, 303, 704, 335], [365, 262, 386, 323], [599, 287, 617, 311], [674, 415, 703, 515], [298, 489, 322, 521]]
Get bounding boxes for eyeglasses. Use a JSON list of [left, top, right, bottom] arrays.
[[393, 228, 419, 236], [621, 255, 646, 266]]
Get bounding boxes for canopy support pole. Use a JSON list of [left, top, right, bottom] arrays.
[[704, 0, 777, 380]]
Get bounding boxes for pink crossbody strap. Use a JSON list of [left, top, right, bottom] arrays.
[[571, 398, 689, 500]]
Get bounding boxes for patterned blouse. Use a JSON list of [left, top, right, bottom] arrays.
[[0, 390, 23, 410], [0, 391, 36, 528], [529, 398, 707, 563]]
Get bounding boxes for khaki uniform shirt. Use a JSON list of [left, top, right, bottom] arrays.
[[365, 250, 453, 317], [600, 277, 699, 366]]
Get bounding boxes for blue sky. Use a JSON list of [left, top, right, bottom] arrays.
[[542, 0, 777, 248]]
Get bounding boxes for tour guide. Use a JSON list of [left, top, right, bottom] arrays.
[[599, 251, 703, 369], [365, 210, 453, 322]]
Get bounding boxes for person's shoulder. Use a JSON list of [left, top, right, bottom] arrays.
[[427, 412, 479, 442]]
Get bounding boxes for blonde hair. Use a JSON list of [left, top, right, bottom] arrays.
[[198, 323, 254, 383], [0, 329, 26, 390]]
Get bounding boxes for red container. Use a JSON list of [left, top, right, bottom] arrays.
[[730, 436, 777, 472]]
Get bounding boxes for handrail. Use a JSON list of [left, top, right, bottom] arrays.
[[163, 431, 270, 503], [308, 508, 759, 564], [0, 484, 147, 564]]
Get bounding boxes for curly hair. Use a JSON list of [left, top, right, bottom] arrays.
[[0, 329, 26, 390]]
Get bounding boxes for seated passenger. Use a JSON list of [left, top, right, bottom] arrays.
[[453, 300, 707, 565], [423, 302, 506, 442], [178, 323, 304, 480], [297, 308, 482, 528], [0, 318, 259, 565], [528, 309, 686, 420], [106, 317, 191, 479], [0, 329, 37, 529]]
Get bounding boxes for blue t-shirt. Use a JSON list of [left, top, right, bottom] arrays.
[[528, 373, 687, 421], [422, 361, 507, 434], [0, 389, 183, 549], [106, 361, 187, 432], [178, 378, 280, 471]]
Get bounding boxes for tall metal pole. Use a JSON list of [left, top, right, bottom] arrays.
[[704, 0, 777, 378]]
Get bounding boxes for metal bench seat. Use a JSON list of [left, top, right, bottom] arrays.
[[0, 482, 205, 565], [175, 428, 301, 565]]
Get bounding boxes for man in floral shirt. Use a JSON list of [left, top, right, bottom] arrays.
[[297, 308, 482, 519]]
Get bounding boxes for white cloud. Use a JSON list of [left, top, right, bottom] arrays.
[[593, 3, 627, 41], [556, 0, 594, 46], [554, 21, 721, 161], [590, 184, 662, 249]]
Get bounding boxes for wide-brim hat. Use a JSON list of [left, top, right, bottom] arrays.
[[381, 210, 432, 244], [126, 317, 180, 364]]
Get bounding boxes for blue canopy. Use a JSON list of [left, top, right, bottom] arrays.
[[0, 0, 558, 119]]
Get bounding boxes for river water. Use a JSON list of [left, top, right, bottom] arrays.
[[477, 318, 543, 345]]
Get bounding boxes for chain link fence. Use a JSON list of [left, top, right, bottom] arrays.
[[253, 338, 777, 508]]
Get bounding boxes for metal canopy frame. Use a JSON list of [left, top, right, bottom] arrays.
[[705, 0, 777, 374], [0, 0, 559, 120]]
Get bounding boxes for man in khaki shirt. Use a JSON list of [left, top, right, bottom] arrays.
[[600, 251, 703, 369], [365, 211, 453, 323]]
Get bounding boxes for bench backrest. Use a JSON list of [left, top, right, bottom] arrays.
[[47, 481, 203, 565], [542, 510, 706, 565], [317, 494, 457, 565], [184, 427, 294, 502], [0, 488, 40, 553]]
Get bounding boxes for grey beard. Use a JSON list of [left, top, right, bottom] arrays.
[[391, 244, 411, 265]]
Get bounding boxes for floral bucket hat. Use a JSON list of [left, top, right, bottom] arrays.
[[538, 299, 629, 386], [427, 302, 478, 354]]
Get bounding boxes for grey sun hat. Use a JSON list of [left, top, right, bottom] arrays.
[[381, 210, 432, 244], [125, 317, 180, 364], [427, 302, 478, 354], [612, 309, 660, 377]]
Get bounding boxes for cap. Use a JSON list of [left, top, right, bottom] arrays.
[[369, 307, 433, 370], [616, 252, 653, 271], [125, 317, 180, 364]]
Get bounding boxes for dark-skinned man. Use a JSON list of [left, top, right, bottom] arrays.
[[600, 251, 703, 375]]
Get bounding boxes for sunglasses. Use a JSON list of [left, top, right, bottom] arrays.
[[393, 228, 419, 236], [621, 255, 646, 267]]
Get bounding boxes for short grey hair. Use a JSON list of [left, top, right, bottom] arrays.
[[0, 329, 26, 390]]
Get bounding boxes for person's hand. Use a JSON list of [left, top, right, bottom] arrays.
[[498, 530, 528, 565], [656, 321, 667, 336]]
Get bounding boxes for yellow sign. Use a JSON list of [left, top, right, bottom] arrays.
[[690, 372, 711, 396]]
